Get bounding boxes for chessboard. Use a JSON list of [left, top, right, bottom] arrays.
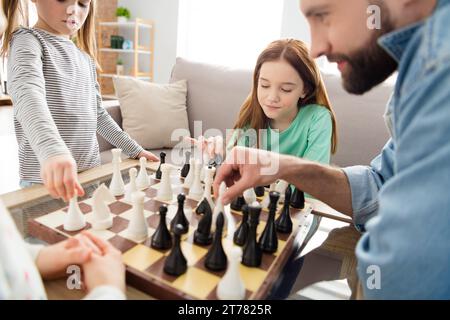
[[28, 166, 314, 300]]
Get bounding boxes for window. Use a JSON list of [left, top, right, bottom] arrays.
[[177, 0, 284, 68]]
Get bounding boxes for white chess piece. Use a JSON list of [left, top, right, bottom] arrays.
[[64, 193, 86, 231], [183, 157, 195, 189], [188, 161, 203, 201], [275, 180, 289, 203], [109, 148, 125, 196], [125, 191, 149, 242], [261, 182, 276, 209], [136, 157, 150, 190], [212, 182, 227, 232], [243, 188, 257, 205], [156, 163, 173, 201], [91, 184, 115, 230], [217, 246, 245, 300], [199, 166, 215, 210], [125, 167, 138, 202]]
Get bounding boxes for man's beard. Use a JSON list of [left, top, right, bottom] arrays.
[[329, 6, 398, 95]]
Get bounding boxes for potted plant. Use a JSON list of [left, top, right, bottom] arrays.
[[116, 58, 124, 76], [116, 7, 131, 23]]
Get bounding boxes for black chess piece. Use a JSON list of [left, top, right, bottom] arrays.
[[258, 191, 279, 253], [194, 202, 213, 245], [204, 211, 227, 271], [163, 224, 187, 276], [155, 152, 166, 180], [290, 187, 305, 209], [275, 186, 293, 234], [170, 193, 189, 234], [181, 151, 191, 178], [195, 197, 212, 215], [242, 203, 262, 267], [230, 195, 246, 211], [151, 205, 172, 250], [233, 204, 249, 246], [254, 186, 265, 197]]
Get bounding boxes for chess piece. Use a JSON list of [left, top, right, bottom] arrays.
[[194, 202, 213, 245], [125, 191, 149, 242], [274, 180, 289, 203], [258, 191, 280, 253], [164, 224, 188, 276], [230, 195, 245, 212], [124, 167, 138, 202], [254, 186, 265, 197], [217, 247, 245, 300], [156, 163, 173, 201], [291, 187, 305, 209], [195, 165, 215, 215], [151, 205, 172, 250], [183, 158, 195, 189], [243, 188, 257, 205], [188, 161, 203, 201], [64, 192, 86, 231], [180, 151, 191, 178], [242, 202, 262, 267], [233, 204, 249, 246], [109, 148, 125, 196], [136, 157, 150, 190], [91, 184, 115, 230], [275, 185, 293, 233], [170, 194, 189, 234], [204, 211, 227, 271], [261, 182, 277, 209], [155, 152, 166, 180]]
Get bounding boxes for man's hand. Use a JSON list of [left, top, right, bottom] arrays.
[[138, 150, 159, 162], [41, 154, 85, 202]]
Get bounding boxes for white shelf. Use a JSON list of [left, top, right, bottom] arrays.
[[99, 21, 153, 29], [99, 73, 152, 81], [100, 48, 152, 55]]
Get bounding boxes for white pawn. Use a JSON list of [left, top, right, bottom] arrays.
[[188, 161, 203, 201], [64, 192, 86, 231], [261, 182, 277, 209], [156, 163, 173, 201], [136, 157, 150, 190], [109, 148, 125, 196], [125, 191, 149, 242], [91, 184, 115, 230], [275, 180, 289, 203], [217, 246, 245, 300], [183, 157, 195, 188], [243, 187, 257, 205], [125, 168, 138, 202]]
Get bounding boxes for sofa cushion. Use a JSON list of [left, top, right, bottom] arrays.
[[113, 76, 190, 149]]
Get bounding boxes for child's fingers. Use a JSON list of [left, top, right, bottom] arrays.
[[63, 166, 76, 201], [147, 152, 159, 162], [77, 234, 102, 255], [65, 237, 80, 249], [45, 169, 59, 199], [81, 231, 110, 255], [69, 247, 92, 264], [53, 168, 68, 202]]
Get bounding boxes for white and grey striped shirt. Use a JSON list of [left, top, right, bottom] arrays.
[[8, 28, 143, 183]]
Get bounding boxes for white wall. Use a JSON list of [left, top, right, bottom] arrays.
[[118, 0, 180, 83], [280, 0, 311, 45]]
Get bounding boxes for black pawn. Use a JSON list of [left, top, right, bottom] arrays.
[[242, 203, 262, 267], [170, 194, 189, 234], [233, 204, 249, 246], [291, 187, 305, 209], [254, 186, 265, 197], [194, 202, 213, 245], [163, 224, 187, 276], [275, 186, 293, 234], [230, 195, 246, 211], [155, 152, 166, 180], [204, 211, 227, 271], [181, 151, 191, 178], [258, 191, 279, 253], [151, 205, 172, 250]]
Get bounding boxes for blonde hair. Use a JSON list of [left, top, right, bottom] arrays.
[[1, 0, 98, 65], [233, 39, 337, 154]]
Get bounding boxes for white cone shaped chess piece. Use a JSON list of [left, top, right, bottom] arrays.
[[183, 157, 195, 188], [91, 184, 115, 230], [217, 246, 245, 300], [261, 182, 276, 209], [136, 157, 150, 190], [109, 148, 125, 196], [125, 191, 148, 242], [64, 193, 86, 231], [243, 187, 257, 205], [156, 163, 173, 201], [200, 166, 215, 209], [275, 180, 289, 203], [125, 167, 138, 202], [212, 182, 227, 232], [188, 161, 203, 201]]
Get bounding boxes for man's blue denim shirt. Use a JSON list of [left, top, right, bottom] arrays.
[[342, 0, 450, 299]]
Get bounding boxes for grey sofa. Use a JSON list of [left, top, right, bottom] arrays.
[[99, 57, 393, 167]]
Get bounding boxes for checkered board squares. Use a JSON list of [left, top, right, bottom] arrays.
[[28, 171, 313, 300]]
